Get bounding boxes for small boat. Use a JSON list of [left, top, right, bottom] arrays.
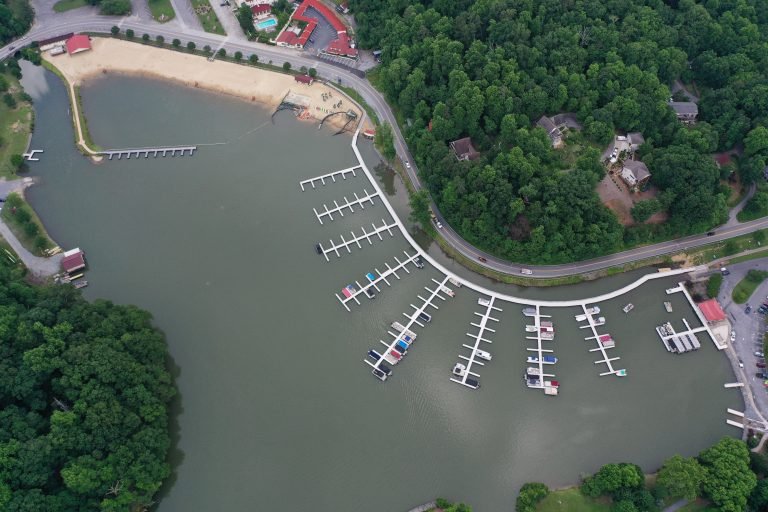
[[526, 366, 541, 376], [384, 352, 399, 365], [372, 368, 387, 381], [598, 334, 615, 348], [364, 287, 376, 299], [414, 256, 425, 269], [367, 349, 382, 362], [393, 343, 407, 355], [452, 362, 467, 376], [400, 334, 414, 344], [418, 311, 431, 323], [575, 306, 600, 321], [315, 243, 322, 254], [475, 349, 492, 361], [622, 303, 634, 313], [366, 272, 376, 282], [522, 307, 537, 317], [541, 332, 555, 340], [544, 386, 558, 396], [525, 375, 542, 388], [389, 349, 402, 360], [465, 378, 480, 389], [441, 286, 456, 298], [396, 340, 409, 352], [478, 298, 491, 307], [664, 301, 673, 313], [545, 380, 560, 388], [342, 287, 353, 298], [665, 287, 679, 295], [379, 363, 392, 376], [593, 316, 606, 326], [448, 277, 462, 288], [616, 369, 627, 377], [73, 280, 88, 289], [527, 355, 557, 364]]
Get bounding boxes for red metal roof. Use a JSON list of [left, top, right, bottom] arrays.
[[65, 35, 91, 55], [294, 74, 313, 84], [251, 3, 271, 15], [296, 0, 345, 33], [278, 0, 355, 56], [326, 32, 357, 57], [61, 251, 86, 273], [699, 299, 726, 322]]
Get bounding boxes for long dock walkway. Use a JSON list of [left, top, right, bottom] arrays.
[[365, 276, 451, 375], [525, 305, 556, 391], [299, 166, 360, 191], [579, 305, 625, 377], [99, 145, 197, 160], [318, 220, 398, 261], [668, 284, 725, 350], [451, 297, 501, 389], [313, 189, 379, 224], [335, 250, 421, 311]]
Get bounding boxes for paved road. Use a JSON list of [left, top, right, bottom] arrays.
[[2, 9, 767, 278], [718, 261, 768, 427]]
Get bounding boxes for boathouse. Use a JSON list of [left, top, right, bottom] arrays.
[[699, 299, 726, 324], [65, 35, 92, 55], [61, 248, 86, 274]]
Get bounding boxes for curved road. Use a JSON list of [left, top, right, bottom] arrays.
[[2, 8, 767, 278]]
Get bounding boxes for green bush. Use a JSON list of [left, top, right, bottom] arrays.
[[282, 61, 291, 71], [249, 54, 258, 64], [516, 482, 549, 512], [156, 35, 165, 44], [234, 50, 243, 61], [126, 28, 135, 39], [707, 273, 723, 298], [142, 33, 150, 42], [172, 38, 181, 47], [187, 41, 196, 51], [217, 48, 226, 57]]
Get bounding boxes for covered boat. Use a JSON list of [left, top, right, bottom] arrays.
[[452, 362, 467, 376]]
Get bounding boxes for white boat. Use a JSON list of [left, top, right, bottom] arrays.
[[622, 303, 634, 313], [478, 298, 491, 307], [475, 349, 492, 361], [449, 277, 462, 288], [544, 386, 558, 396], [616, 369, 627, 377], [526, 366, 541, 376], [522, 307, 537, 317], [575, 306, 600, 321], [391, 322, 417, 340], [452, 362, 466, 377], [592, 316, 606, 326], [665, 287, 680, 295], [664, 301, 673, 313], [541, 332, 555, 340], [441, 286, 456, 298], [526, 325, 538, 332]]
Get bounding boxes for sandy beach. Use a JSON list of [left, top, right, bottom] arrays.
[[43, 38, 365, 132]]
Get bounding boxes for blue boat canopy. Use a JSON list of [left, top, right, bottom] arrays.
[[366, 273, 376, 281]]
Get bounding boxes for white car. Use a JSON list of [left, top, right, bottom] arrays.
[[435, 220, 443, 229], [405, 162, 411, 169], [731, 331, 736, 342], [521, 268, 533, 275]]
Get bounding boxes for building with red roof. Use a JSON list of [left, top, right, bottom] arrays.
[[61, 248, 86, 274], [275, 0, 357, 58], [294, 74, 314, 85], [251, 3, 271, 17], [699, 299, 726, 323], [65, 35, 91, 55]]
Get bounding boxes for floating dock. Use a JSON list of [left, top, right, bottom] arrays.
[[335, 250, 422, 311], [656, 318, 703, 354], [524, 305, 559, 395], [99, 145, 196, 160], [312, 189, 379, 224], [578, 304, 626, 377], [667, 283, 725, 350], [299, 165, 360, 191], [317, 219, 398, 261], [451, 296, 502, 390]]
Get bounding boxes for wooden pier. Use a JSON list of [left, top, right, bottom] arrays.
[[364, 276, 452, 376], [579, 305, 625, 377], [99, 145, 197, 160], [318, 220, 398, 261], [299, 166, 360, 191], [451, 296, 501, 389], [335, 251, 421, 311], [312, 189, 379, 224]]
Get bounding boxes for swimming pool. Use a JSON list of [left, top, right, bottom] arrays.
[[256, 18, 277, 30]]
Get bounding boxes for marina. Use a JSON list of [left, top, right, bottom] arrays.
[[315, 219, 398, 261], [450, 296, 501, 390], [665, 283, 726, 350], [335, 251, 422, 311], [523, 305, 559, 395], [299, 165, 360, 191], [312, 188, 380, 224], [656, 319, 704, 354]]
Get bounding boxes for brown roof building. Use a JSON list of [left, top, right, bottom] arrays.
[[536, 115, 563, 147], [449, 137, 480, 161]]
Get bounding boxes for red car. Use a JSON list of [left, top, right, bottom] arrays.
[[758, 362, 766, 368]]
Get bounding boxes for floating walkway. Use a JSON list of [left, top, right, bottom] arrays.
[[578, 305, 626, 377], [98, 145, 197, 160], [299, 166, 360, 191], [656, 318, 704, 353], [313, 189, 379, 224], [364, 276, 452, 377], [525, 305, 558, 394], [451, 296, 501, 390], [667, 284, 725, 350], [317, 220, 398, 261], [335, 251, 422, 311]]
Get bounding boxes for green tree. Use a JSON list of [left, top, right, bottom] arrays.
[[187, 41, 196, 51], [172, 38, 181, 48], [3, 93, 16, 108], [217, 48, 226, 57], [125, 28, 134, 39], [10, 154, 24, 171], [282, 61, 291, 71], [234, 50, 243, 61], [699, 437, 756, 512], [749, 479, 768, 511], [0, 75, 8, 92], [22, 221, 39, 238], [100, 0, 131, 15], [374, 123, 396, 160], [156, 34, 164, 45], [110, 25, 120, 36], [308, 67, 317, 78], [656, 455, 706, 500], [236, 4, 255, 35], [203, 45, 212, 54], [516, 482, 549, 512], [409, 190, 431, 229], [707, 273, 722, 298], [630, 199, 661, 223], [249, 54, 258, 65], [142, 33, 150, 42]]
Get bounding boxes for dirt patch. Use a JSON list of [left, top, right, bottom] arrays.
[[10, 121, 22, 133], [597, 173, 667, 226]]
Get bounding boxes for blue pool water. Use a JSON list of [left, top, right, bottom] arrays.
[[257, 18, 277, 30]]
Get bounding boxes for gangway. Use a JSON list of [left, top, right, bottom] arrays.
[[579, 304, 625, 377], [335, 250, 421, 311], [451, 296, 502, 389], [299, 166, 360, 191], [364, 276, 452, 377], [313, 189, 379, 224], [318, 220, 398, 261]]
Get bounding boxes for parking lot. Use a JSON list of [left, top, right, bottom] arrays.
[[302, 6, 337, 51]]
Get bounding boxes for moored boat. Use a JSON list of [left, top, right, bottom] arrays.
[[441, 286, 456, 298], [372, 368, 387, 381], [475, 349, 492, 361], [478, 297, 491, 307], [73, 280, 88, 289], [522, 307, 537, 317], [598, 334, 615, 348], [368, 349, 382, 362], [449, 277, 462, 288], [379, 363, 392, 376], [452, 362, 467, 376], [465, 378, 480, 389], [418, 311, 432, 323], [592, 316, 606, 326], [526, 366, 541, 376], [575, 306, 600, 321], [622, 303, 634, 313], [366, 272, 377, 282], [616, 369, 627, 377], [664, 301, 673, 313], [414, 256, 425, 269], [391, 322, 417, 339], [364, 287, 376, 299], [315, 243, 322, 254], [665, 287, 679, 295], [525, 375, 542, 388]]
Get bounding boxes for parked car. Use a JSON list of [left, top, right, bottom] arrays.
[[521, 268, 533, 275], [707, 231, 716, 236], [721, 267, 730, 275], [757, 372, 767, 378], [758, 362, 766, 368], [756, 351, 764, 357], [434, 220, 443, 229], [746, 305, 753, 314], [759, 306, 768, 315], [738, 359, 744, 368], [731, 331, 737, 342], [405, 162, 411, 169], [478, 256, 487, 263]]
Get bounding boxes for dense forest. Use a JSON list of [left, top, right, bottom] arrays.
[[0, 0, 32, 45], [0, 261, 176, 511], [350, 0, 768, 263]]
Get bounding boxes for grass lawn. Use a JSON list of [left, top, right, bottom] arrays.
[[730, 248, 768, 264], [689, 228, 768, 265], [53, 0, 88, 12], [190, 0, 226, 35], [0, 72, 33, 179], [148, 0, 175, 22], [536, 488, 611, 512], [732, 269, 768, 304], [0, 193, 56, 255]]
